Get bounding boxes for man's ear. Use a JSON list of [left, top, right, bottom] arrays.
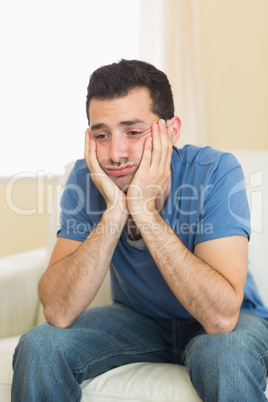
[[167, 116, 181, 145]]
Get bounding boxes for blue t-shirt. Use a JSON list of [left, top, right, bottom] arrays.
[[58, 145, 268, 319]]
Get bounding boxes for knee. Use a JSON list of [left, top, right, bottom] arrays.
[[13, 322, 65, 365], [186, 331, 252, 375], [184, 328, 268, 401]]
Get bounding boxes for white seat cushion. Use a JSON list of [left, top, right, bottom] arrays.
[[0, 336, 20, 402], [81, 362, 201, 401]]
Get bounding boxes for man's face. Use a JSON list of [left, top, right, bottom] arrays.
[[88, 88, 159, 191]]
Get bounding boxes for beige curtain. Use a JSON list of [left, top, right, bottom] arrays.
[[139, 0, 207, 147]]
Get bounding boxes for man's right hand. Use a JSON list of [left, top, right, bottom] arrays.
[[84, 129, 128, 222]]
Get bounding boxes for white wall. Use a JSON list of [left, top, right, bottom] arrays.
[[0, 0, 141, 177]]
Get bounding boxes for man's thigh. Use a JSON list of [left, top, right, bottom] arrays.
[[31, 303, 173, 383], [72, 302, 172, 358], [184, 310, 268, 362]]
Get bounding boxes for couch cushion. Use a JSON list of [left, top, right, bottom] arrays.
[[0, 335, 20, 402], [0, 248, 46, 338], [81, 361, 268, 401], [81, 362, 201, 402]]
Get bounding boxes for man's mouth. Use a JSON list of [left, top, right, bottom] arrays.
[[106, 165, 134, 177]]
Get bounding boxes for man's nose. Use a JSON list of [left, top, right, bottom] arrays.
[[109, 135, 129, 164]]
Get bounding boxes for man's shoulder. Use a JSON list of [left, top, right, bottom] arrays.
[[65, 159, 89, 184], [72, 158, 89, 174], [172, 145, 240, 170]]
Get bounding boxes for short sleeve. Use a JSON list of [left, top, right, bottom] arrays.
[[57, 162, 98, 242], [194, 153, 251, 245]]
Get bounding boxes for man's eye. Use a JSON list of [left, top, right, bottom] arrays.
[[128, 131, 142, 137], [94, 134, 109, 142]]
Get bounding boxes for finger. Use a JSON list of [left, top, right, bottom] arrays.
[[137, 136, 152, 174], [164, 126, 174, 170], [84, 128, 91, 160], [84, 130, 101, 174], [138, 126, 152, 140], [157, 120, 173, 172], [150, 122, 162, 168], [161, 127, 173, 182], [158, 119, 172, 167]]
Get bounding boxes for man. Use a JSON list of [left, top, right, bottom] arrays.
[[12, 60, 268, 401]]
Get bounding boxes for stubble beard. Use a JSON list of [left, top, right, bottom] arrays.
[[108, 172, 135, 194], [100, 158, 141, 194]]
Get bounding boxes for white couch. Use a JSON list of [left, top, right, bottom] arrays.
[[1, 150, 268, 401]]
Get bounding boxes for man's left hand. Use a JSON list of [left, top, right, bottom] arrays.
[[127, 119, 173, 219]]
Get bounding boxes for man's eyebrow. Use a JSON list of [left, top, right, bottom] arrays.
[[90, 123, 108, 131], [119, 119, 146, 127], [90, 120, 146, 132]]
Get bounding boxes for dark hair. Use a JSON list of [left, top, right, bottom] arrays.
[[85, 59, 174, 124]]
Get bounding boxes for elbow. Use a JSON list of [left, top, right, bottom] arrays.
[[204, 293, 243, 334], [43, 307, 74, 329], [38, 281, 73, 329], [204, 313, 239, 335]]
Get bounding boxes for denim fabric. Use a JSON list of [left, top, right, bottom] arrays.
[[12, 304, 268, 401]]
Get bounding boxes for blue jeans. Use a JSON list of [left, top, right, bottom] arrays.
[[12, 303, 268, 401]]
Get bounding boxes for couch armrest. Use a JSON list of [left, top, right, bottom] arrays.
[[0, 248, 47, 338]]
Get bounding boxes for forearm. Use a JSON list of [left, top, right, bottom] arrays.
[[135, 212, 242, 334], [39, 210, 126, 328]]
